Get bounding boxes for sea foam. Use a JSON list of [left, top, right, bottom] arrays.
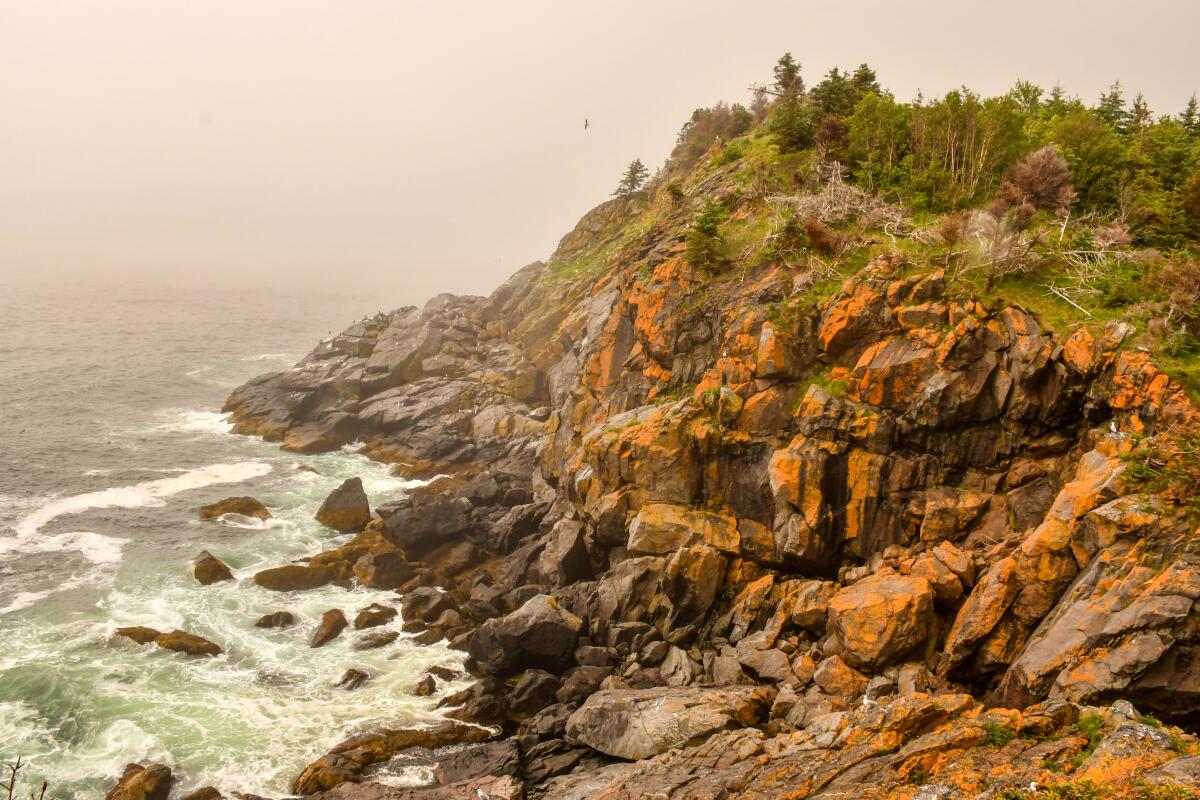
[[1, 462, 273, 565]]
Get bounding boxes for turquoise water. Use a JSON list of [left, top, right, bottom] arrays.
[[0, 280, 464, 797]]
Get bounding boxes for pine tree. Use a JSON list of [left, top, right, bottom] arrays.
[[1180, 93, 1199, 136], [773, 53, 803, 97], [613, 159, 649, 197], [851, 64, 879, 95], [1097, 82, 1127, 130], [1129, 93, 1152, 132]]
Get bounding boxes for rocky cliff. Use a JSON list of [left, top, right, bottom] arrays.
[[215, 149, 1200, 799]]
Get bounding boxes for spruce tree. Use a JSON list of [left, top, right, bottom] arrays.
[[1097, 82, 1127, 130], [613, 159, 650, 197], [1180, 93, 1199, 136], [773, 53, 802, 97]]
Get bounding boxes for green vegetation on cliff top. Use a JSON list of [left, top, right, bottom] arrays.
[[546, 54, 1200, 395]]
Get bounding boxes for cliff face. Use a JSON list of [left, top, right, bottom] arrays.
[[224, 164, 1200, 797]]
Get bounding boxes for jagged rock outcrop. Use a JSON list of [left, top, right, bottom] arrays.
[[316, 477, 373, 532], [225, 183, 1200, 798]]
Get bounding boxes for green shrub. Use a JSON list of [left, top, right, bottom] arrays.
[[686, 200, 727, 272], [984, 721, 1018, 747]]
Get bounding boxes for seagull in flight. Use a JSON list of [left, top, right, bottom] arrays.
[[584, 119, 590, 130]]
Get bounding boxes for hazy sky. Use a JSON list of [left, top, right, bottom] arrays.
[[2, 1, 1198, 304]]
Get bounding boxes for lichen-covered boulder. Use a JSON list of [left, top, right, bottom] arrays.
[[828, 573, 934, 670]]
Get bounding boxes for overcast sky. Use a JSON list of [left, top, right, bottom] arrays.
[[1, 1, 1197, 304]]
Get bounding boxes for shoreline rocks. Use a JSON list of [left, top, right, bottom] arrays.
[[193, 550, 234, 585], [198, 497, 270, 521], [316, 477, 373, 532]]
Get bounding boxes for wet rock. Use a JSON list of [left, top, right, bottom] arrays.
[[180, 789, 223, 800], [193, 550, 234, 585], [106, 762, 173, 800], [311, 610, 349, 647], [315, 478, 372, 532], [467, 594, 582, 676], [412, 674, 436, 696], [253, 563, 336, 592], [116, 626, 162, 645], [439, 678, 508, 727], [255, 611, 295, 629], [400, 587, 457, 626], [434, 740, 520, 786], [354, 631, 399, 651], [199, 497, 270, 521], [353, 603, 397, 630], [154, 630, 222, 657], [337, 668, 369, 691], [290, 720, 490, 795], [352, 552, 414, 590], [827, 573, 934, 670], [565, 685, 775, 760]]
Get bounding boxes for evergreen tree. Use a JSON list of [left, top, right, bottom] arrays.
[[811, 67, 860, 117], [686, 200, 726, 272], [1180, 93, 1199, 136], [773, 53, 803, 97], [846, 91, 912, 193], [851, 64, 880, 95], [1097, 81, 1127, 130], [613, 159, 649, 196], [1129, 93, 1153, 133], [767, 96, 819, 153]]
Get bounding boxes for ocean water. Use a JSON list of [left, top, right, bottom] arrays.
[[0, 279, 464, 798]]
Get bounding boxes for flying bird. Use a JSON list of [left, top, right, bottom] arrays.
[[584, 119, 589, 130]]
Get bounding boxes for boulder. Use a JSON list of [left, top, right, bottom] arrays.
[[116, 626, 161, 645], [289, 720, 490, 795], [105, 763, 173, 800], [311, 610, 349, 647], [353, 603, 397, 630], [508, 669, 561, 720], [193, 550, 234, 585], [253, 563, 336, 592], [352, 552, 414, 590], [382, 494, 472, 554], [255, 611, 296, 629], [434, 740, 520, 785], [626, 504, 739, 556], [315, 478, 372, 532], [412, 674, 436, 696], [467, 594, 583, 676], [827, 573, 934, 670], [662, 545, 727, 629], [336, 668, 369, 691], [198, 497, 270, 521], [354, 631, 399, 651], [154, 630, 222, 657], [401, 587, 457, 626], [565, 685, 775, 760], [180, 788, 222, 800], [813, 655, 868, 697]]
